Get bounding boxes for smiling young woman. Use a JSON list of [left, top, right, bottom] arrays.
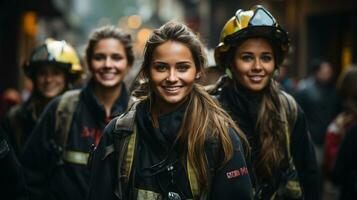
[[20, 26, 133, 200], [232, 38, 275, 92], [88, 21, 253, 200], [213, 5, 319, 200]]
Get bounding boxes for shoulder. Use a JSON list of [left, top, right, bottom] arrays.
[[227, 127, 245, 152], [206, 127, 243, 152], [58, 89, 82, 105], [6, 104, 23, 120], [208, 75, 230, 96], [104, 99, 143, 138]]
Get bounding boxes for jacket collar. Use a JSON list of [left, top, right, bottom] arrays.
[[81, 79, 129, 121]]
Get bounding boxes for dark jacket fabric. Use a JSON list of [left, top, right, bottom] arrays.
[[0, 127, 28, 200], [216, 83, 320, 200], [294, 79, 341, 146], [21, 80, 129, 200], [88, 99, 253, 200], [2, 94, 42, 155], [332, 123, 357, 200]]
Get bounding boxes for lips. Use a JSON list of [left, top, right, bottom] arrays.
[[248, 75, 265, 83], [162, 85, 183, 93], [97, 71, 119, 80]]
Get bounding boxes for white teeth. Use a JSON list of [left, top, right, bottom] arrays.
[[100, 72, 116, 79], [163, 86, 181, 91], [250, 76, 263, 82]]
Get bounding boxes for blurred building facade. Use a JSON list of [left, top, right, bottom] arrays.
[[1, 0, 357, 94]]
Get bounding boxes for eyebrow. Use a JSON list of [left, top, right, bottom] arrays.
[[238, 51, 273, 55], [152, 61, 193, 64]]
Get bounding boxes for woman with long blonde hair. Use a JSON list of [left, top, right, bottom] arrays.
[[88, 21, 252, 200]]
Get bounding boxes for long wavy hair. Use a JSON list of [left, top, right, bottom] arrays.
[[224, 37, 288, 183], [254, 80, 287, 182], [137, 21, 250, 192]]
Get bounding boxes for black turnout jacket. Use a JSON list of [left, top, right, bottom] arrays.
[[0, 127, 28, 200], [88, 99, 253, 200], [21, 80, 129, 200], [216, 82, 320, 200]]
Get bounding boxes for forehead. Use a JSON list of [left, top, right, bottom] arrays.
[[237, 37, 273, 53], [93, 38, 124, 52], [152, 41, 193, 60], [37, 64, 62, 72]]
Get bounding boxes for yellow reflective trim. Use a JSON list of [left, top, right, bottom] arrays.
[[136, 189, 161, 200], [187, 160, 199, 198], [123, 126, 137, 178], [286, 181, 303, 198], [63, 150, 89, 165], [270, 192, 277, 200]]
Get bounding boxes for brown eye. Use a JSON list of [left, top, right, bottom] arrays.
[[261, 55, 273, 62], [177, 64, 190, 72], [154, 64, 168, 72], [93, 54, 105, 61], [241, 54, 253, 62], [112, 54, 123, 61]]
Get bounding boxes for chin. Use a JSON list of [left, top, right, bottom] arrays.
[[43, 93, 58, 99], [248, 86, 265, 92], [161, 96, 185, 105], [97, 80, 122, 88]]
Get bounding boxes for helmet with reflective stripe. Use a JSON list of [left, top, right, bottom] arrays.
[[214, 5, 290, 69], [24, 38, 83, 79]]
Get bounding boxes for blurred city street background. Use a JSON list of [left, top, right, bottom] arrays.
[[1, 0, 357, 95]]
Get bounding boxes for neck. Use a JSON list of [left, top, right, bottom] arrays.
[[152, 97, 187, 117], [150, 96, 187, 128], [32, 94, 52, 118], [93, 83, 122, 117]]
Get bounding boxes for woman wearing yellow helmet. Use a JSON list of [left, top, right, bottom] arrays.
[[2, 39, 82, 155], [214, 5, 319, 200]]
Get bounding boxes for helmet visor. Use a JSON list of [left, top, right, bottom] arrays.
[[225, 6, 278, 44], [246, 7, 276, 27]]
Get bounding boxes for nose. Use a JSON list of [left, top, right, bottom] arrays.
[[104, 57, 114, 67], [44, 73, 54, 82], [252, 58, 263, 71], [166, 69, 178, 82]]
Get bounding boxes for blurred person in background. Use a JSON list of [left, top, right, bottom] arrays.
[[0, 88, 21, 121], [277, 62, 296, 94], [0, 126, 28, 200], [1, 39, 82, 155], [322, 66, 357, 200], [213, 5, 319, 199], [21, 25, 134, 200], [295, 59, 341, 167]]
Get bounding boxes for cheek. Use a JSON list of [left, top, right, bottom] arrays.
[[90, 60, 101, 71], [232, 61, 246, 77], [57, 75, 66, 84], [35, 76, 45, 85], [183, 74, 196, 85], [119, 62, 131, 74], [150, 73, 163, 86], [265, 65, 275, 76]]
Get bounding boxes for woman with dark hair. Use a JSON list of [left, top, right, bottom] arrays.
[[21, 26, 133, 200], [88, 21, 253, 200], [213, 5, 319, 200]]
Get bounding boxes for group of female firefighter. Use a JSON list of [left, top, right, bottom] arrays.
[[2, 4, 321, 200]]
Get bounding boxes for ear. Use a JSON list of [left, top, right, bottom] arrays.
[[195, 72, 201, 80]]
